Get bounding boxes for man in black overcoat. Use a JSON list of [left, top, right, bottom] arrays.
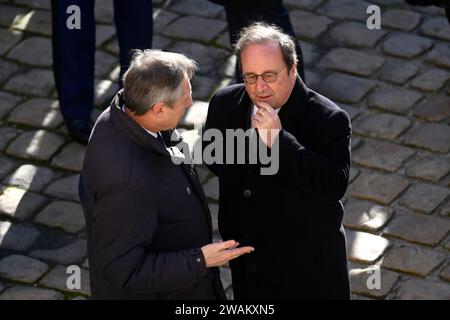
[[79, 49, 254, 299], [203, 23, 352, 299]]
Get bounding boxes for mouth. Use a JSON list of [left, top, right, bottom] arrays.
[[256, 95, 272, 101]]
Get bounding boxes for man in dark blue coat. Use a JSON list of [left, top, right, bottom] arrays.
[[203, 23, 352, 299], [79, 49, 253, 299]]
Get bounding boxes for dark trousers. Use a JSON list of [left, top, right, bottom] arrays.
[[220, 0, 305, 82], [51, 0, 153, 122]]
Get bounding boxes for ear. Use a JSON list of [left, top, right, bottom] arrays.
[[290, 63, 297, 83], [150, 102, 165, 117]]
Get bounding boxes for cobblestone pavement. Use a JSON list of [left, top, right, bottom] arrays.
[[0, 0, 449, 300]]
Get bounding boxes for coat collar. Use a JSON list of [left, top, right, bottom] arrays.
[[109, 89, 183, 157]]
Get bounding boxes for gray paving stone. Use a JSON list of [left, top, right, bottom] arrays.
[[440, 264, 450, 282], [180, 101, 208, 128], [104, 38, 119, 55], [82, 258, 89, 269], [51, 143, 86, 172], [6, 130, 64, 161], [217, 54, 236, 79], [0, 92, 21, 119], [0, 28, 22, 55], [15, 0, 51, 10], [94, 79, 119, 107], [440, 201, 450, 218], [414, 94, 450, 122], [317, 0, 370, 21], [43, 174, 80, 202], [285, 0, 324, 10], [353, 113, 411, 140], [96, 24, 115, 47], [378, 60, 419, 85], [13, 9, 51, 36], [420, 17, 450, 41], [30, 238, 87, 265], [0, 128, 22, 154], [351, 136, 362, 150], [168, 0, 223, 17], [349, 167, 360, 183], [318, 73, 376, 103], [444, 239, 450, 251], [384, 210, 450, 246], [7, 36, 52, 67], [3, 164, 58, 192], [398, 183, 450, 214], [0, 156, 17, 180], [368, 88, 422, 115], [153, 9, 179, 34], [195, 165, 212, 184], [152, 35, 172, 51], [382, 245, 446, 277], [382, 33, 433, 58], [349, 173, 409, 205], [301, 42, 321, 67], [40, 265, 90, 295], [0, 186, 48, 221], [305, 70, 320, 90], [328, 21, 386, 48], [290, 10, 333, 39], [0, 58, 19, 84], [404, 123, 450, 153], [0, 254, 48, 283], [0, 285, 64, 300], [203, 176, 219, 202], [35, 200, 85, 233], [426, 43, 450, 69], [209, 203, 218, 232], [344, 199, 394, 232], [411, 68, 450, 92], [406, 156, 450, 182], [162, 16, 226, 42], [318, 48, 385, 76], [4, 69, 54, 97], [170, 41, 229, 75], [192, 75, 218, 100], [8, 98, 63, 129], [349, 264, 399, 299], [382, 9, 421, 31], [347, 230, 390, 263], [215, 31, 231, 50], [0, 3, 27, 29], [395, 278, 450, 300], [95, 50, 117, 79], [0, 220, 39, 251], [353, 140, 415, 172], [94, 0, 113, 24]]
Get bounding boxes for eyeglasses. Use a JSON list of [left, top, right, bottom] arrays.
[[242, 66, 287, 84]]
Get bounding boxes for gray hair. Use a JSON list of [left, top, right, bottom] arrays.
[[122, 49, 197, 115], [234, 22, 298, 74]]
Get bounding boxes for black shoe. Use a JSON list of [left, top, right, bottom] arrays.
[[66, 118, 93, 145]]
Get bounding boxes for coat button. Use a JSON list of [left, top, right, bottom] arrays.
[[186, 187, 191, 195], [243, 189, 252, 198], [249, 264, 258, 272]]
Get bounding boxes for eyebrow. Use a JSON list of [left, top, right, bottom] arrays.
[[243, 69, 279, 75]]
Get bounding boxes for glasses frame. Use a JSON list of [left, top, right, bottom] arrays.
[[242, 66, 287, 84]]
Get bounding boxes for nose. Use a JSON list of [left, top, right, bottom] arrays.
[[255, 76, 267, 92]]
